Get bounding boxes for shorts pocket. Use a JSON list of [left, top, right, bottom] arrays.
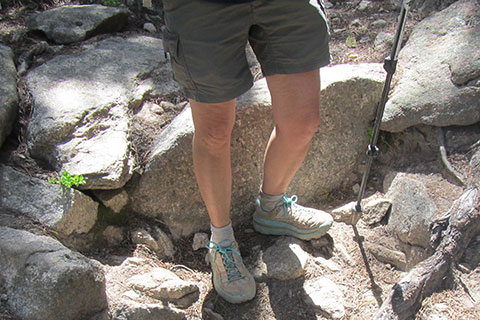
[[162, 28, 195, 90]]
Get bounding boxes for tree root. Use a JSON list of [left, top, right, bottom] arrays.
[[376, 187, 479, 320], [438, 127, 466, 186]]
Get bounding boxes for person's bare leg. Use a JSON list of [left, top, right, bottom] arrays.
[[262, 69, 321, 195], [190, 99, 236, 228]]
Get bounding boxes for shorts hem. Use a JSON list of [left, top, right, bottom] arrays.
[[262, 57, 331, 77], [183, 80, 254, 104]]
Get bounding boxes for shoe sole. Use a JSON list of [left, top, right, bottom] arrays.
[[253, 215, 332, 240]]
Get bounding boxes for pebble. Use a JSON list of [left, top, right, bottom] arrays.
[[357, 0, 372, 12], [372, 19, 388, 28], [143, 22, 157, 33], [192, 232, 209, 251], [350, 18, 362, 27], [313, 256, 341, 272]]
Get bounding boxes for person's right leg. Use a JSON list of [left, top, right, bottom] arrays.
[[190, 98, 256, 304], [190, 99, 236, 229]]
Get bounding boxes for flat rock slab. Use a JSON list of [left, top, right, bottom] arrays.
[[126, 268, 199, 307], [0, 165, 98, 235], [26, 4, 130, 44], [382, 0, 480, 132], [0, 227, 107, 320], [0, 44, 18, 148], [26, 35, 169, 189]]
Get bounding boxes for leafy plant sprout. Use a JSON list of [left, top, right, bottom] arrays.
[[49, 170, 86, 188]]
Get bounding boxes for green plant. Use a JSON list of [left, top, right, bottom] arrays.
[[101, 0, 121, 7], [49, 170, 86, 188]]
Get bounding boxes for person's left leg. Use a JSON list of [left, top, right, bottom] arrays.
[[253, 69, 333, 240], [262, 69, 321, 195]]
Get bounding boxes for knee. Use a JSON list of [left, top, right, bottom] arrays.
[[194, 122, 234, 152], [279, 109, 320, 144]]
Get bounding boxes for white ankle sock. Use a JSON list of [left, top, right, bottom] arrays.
[[259, 191, 283, 212], [210, 222, 235, 247]]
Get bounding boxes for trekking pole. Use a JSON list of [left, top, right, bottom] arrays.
[[352, 0, 411, 225]]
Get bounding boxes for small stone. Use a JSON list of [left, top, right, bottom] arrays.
[[362, 197, 392, 225], [313, 256, 341, 272], [324, 1, 334, 9], [352, 183, 361, 194], [372, 19, 387, 28], [304, 277, 346, 319], [331, 201, 356, 223], [131, 228, 159, 251], [144, 23, 156, 34], [103, 225, 124, 246], [150, 102, 165, 115], [130, 227, 175, 258], [192, 232, 209, 251], [358, 0, 372, 11], [366, 242, 407, 271], [159, 100, 176, 111], [263, 237, 309, 280], [153, 226, 175, 258], [350, 18, 361, 27], [359, 36, 370, 44], [374, 32, 394, 51]]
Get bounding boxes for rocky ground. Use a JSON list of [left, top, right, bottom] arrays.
[[1, 1, 479, 319]]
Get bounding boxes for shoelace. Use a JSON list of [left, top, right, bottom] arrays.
[[282, 194, 298, 217], [206, 241, 244, 282]]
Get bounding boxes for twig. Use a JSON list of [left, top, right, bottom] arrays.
[[170, 264, 195, 274], [438, 127, 466, 186]]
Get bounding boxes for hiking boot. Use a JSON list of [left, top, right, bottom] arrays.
[[253, 194, 333, 240], [205, 240, 256, 304]]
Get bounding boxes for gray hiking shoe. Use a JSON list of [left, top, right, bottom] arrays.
[[253, 194, 333, 240], [205, 241, 256, 304]]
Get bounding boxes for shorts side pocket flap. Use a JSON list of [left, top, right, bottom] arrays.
[[162, 29, 179, 57]]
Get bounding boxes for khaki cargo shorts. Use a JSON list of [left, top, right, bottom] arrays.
[[162, 0, 331, 103]]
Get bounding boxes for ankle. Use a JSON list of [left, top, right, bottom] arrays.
[[258, 190, 284, 212], [210, 222, 235, 247]]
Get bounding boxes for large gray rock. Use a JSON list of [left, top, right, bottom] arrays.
[[386, 173, 437, 248], [26, 35, 173, 189], [382, 0, 480, 132], [0, 165, 98, 235], [0, 44, 18, 148], [0, 227, 107, 320], [26, 4, 130, 44], [128, 63, 385, 236]]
